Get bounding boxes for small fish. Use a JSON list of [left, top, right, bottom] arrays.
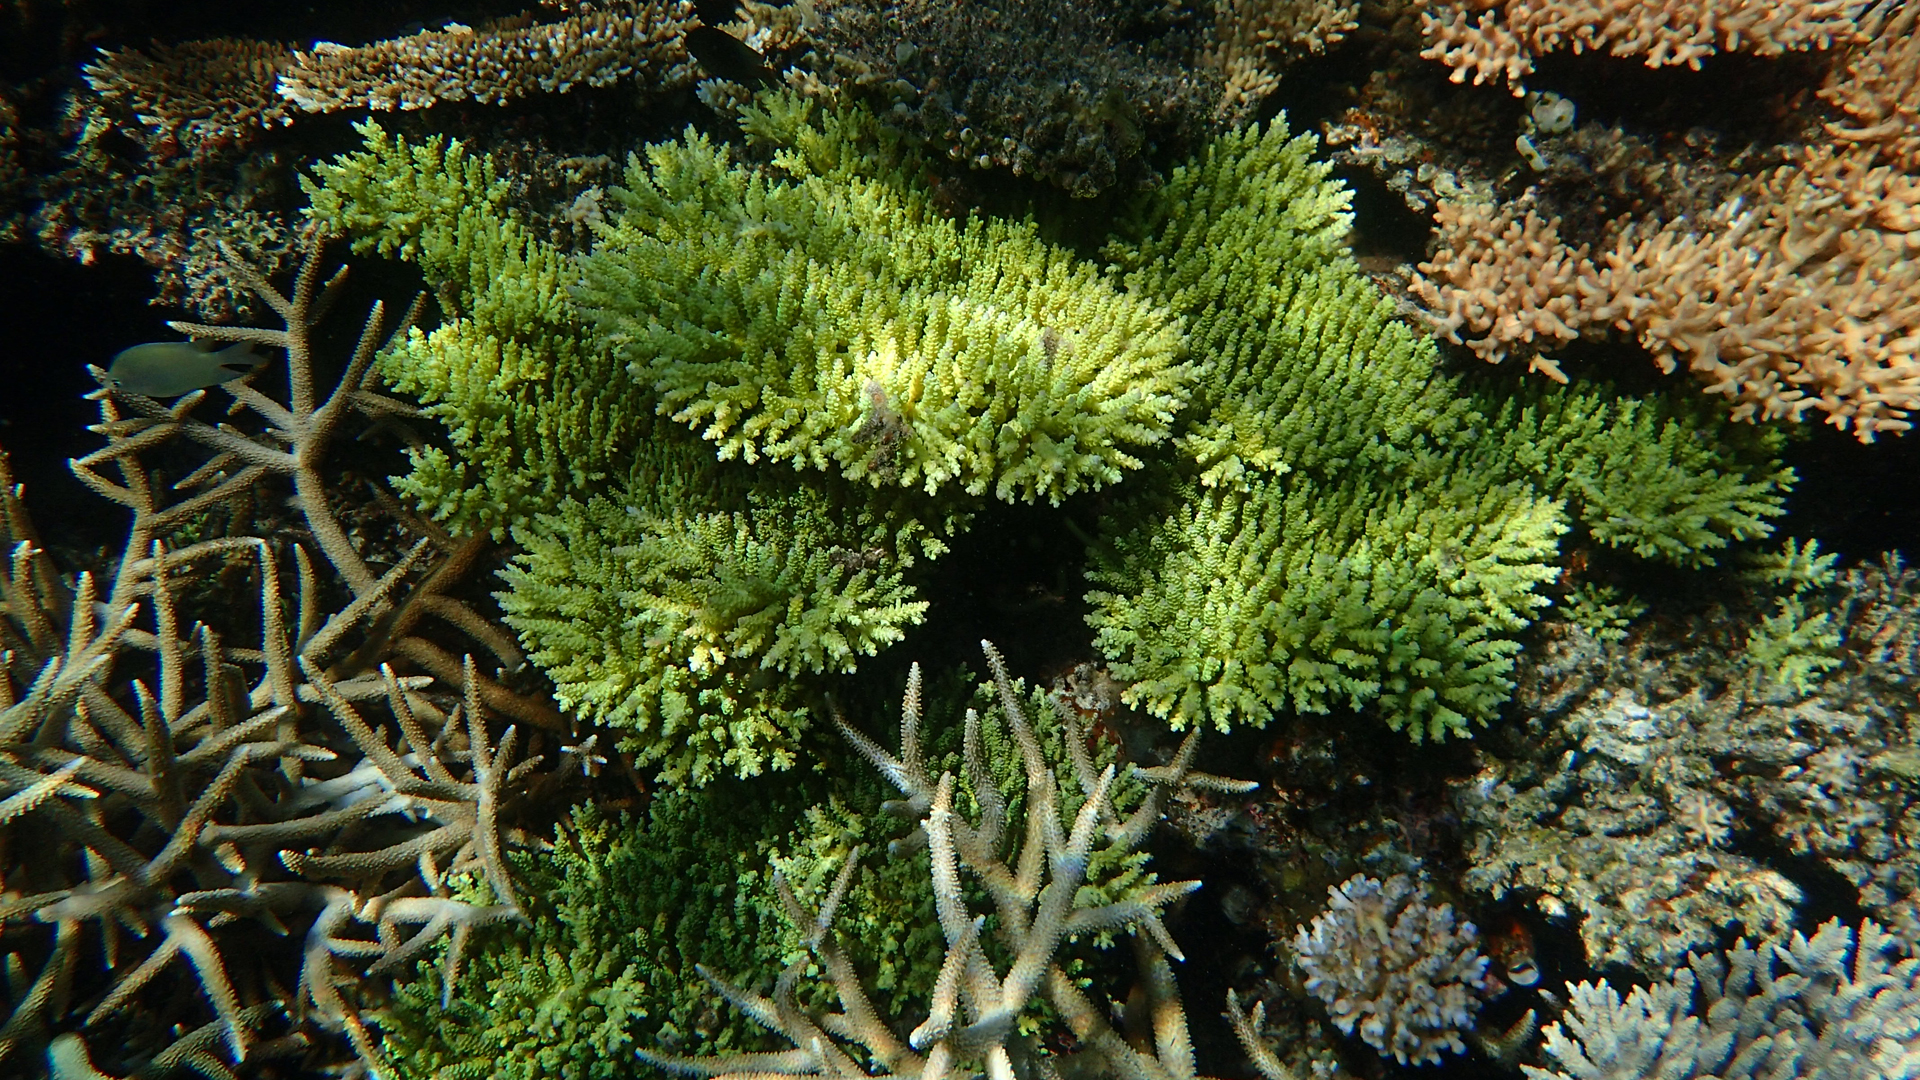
[[685, 25, 774, 85], [105, 340, 265, 397], [1487, 914, 1541, 987]]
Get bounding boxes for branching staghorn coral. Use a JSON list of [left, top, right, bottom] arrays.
[[303, 117, 957, 784], [642, 642, 1260, 1079], [0, 234, 553, 1076], [79, 228, 558, 731], [305, 88, 1790, 765], [1206, 0, 1361, 119]]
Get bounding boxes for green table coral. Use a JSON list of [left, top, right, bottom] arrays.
[[300, 95, 1195, 784], [576, 95, 1193, 503], [1087, 118, 1793, 741]]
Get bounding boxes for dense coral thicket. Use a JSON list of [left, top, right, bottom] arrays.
[[1086, 120, 1792, 740], [496, 444, 942, 783], [1525, 919, 1920, 1080]]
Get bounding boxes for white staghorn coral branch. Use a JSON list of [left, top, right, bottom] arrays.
[[664, 641, 1249, 1078]]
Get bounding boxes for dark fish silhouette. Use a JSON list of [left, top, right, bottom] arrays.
[[686, 25, 775, 85]]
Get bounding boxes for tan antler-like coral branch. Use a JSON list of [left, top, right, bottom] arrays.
[[1418, 0, 1866, 95], [276, 0, 697, 114]]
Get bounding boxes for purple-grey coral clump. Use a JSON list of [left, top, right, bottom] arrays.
[[1525, 919, 1920, 1080], [1293, 873, 1496, 1065]]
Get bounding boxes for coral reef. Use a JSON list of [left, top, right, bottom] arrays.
[[306, 99, 1187, 783], [1293, 874, 1496, 1066], [303, 111, 974, 784], [1525, 918, 1920, 1080], [309, 90, 1795, 769], [27, 3, 701, 317], [496, 462, 942, 784], [16, 6, 1920, 1076]]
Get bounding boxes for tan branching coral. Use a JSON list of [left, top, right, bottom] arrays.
[[644, 642, 1262, 1079], [1412, 7, 1920, 441], [1206, 0, 1360, 118], [0, 233, 555, 1075], [1418, 0, 1867, 94], [79, 39, 292, 161], [276, 0, 697, 113]]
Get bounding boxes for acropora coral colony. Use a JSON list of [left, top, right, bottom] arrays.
[[303, 89, 1790, 785]]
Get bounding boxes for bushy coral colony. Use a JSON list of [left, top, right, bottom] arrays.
[[5, 1, 1920, 1079]]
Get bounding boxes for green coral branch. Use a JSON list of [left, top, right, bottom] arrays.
[[302, 122, 632, 536], [1085, 117, 1795, 740], [498, 439, 944, 785], [1088, 469, 1565, 740], [1473, 384, 1793, 566], [1107, 120, 1469, 488], [577, 93, 1194, 504]]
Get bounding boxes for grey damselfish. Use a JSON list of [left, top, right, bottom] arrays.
[[105, 340, 265, 397]]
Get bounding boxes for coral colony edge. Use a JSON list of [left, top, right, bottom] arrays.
[[1, 1, 1919, 1079]]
